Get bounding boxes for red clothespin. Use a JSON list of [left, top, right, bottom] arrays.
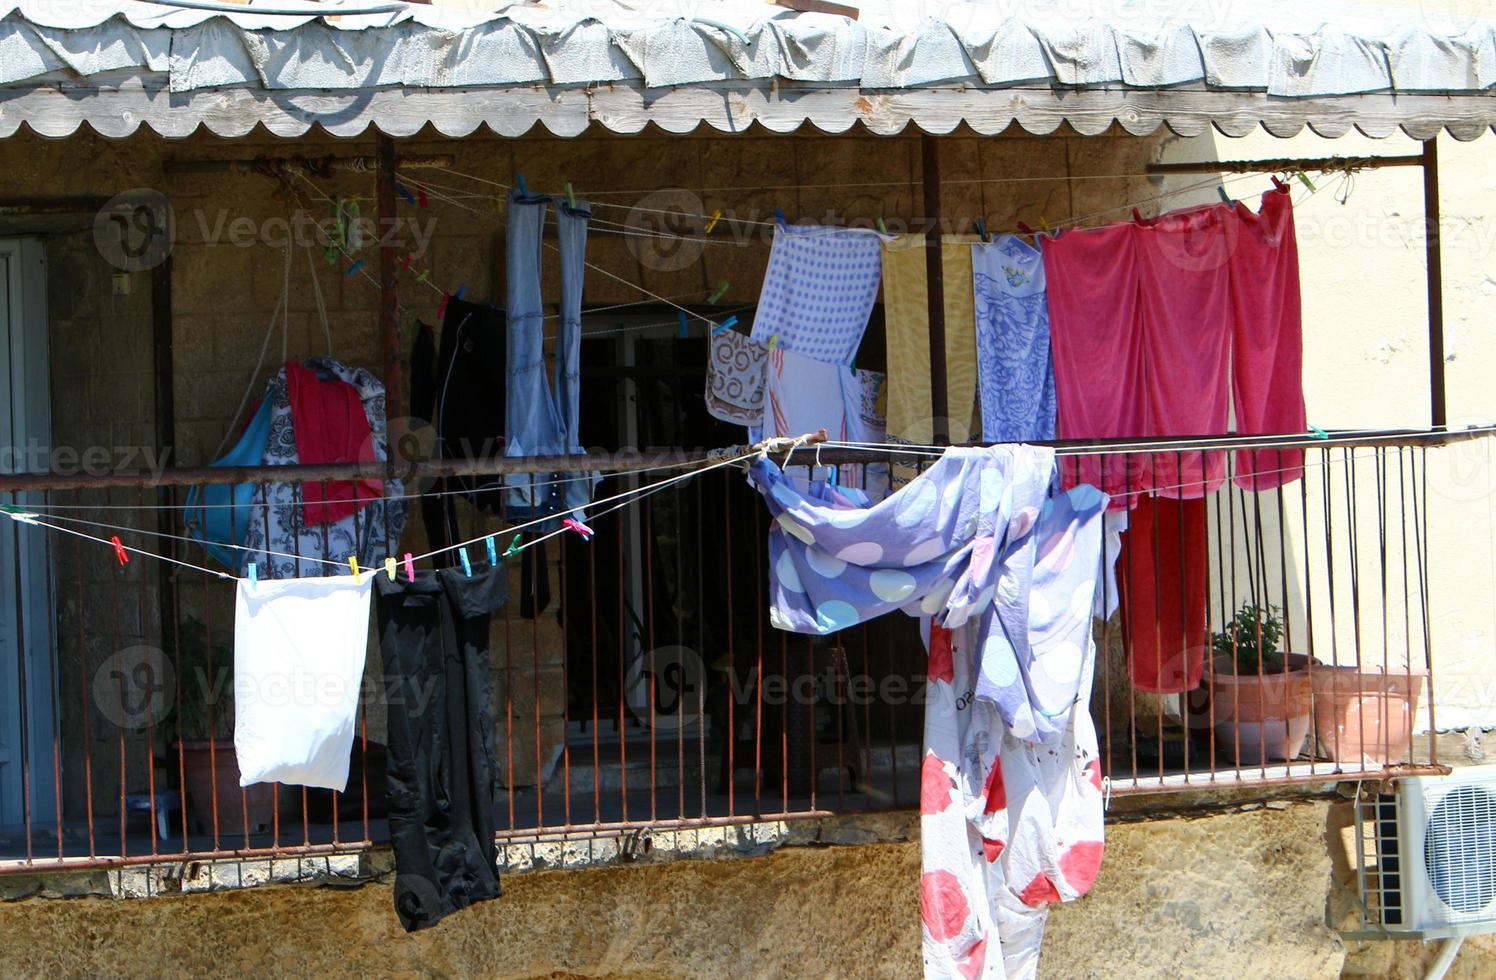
[[403, 552, 416, 582], [562, 517, 594, 540], [417, 187, 428, 208], [402, 254, 413, 272], [1131, 208, 1145, 225], [437, 292, 451, 319], [1016, 221, 1036, 237], [1270, 176, 1289, 193], [110, 535, 129, 566]]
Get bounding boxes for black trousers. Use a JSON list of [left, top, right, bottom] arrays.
[[375, 564, 507, 931]]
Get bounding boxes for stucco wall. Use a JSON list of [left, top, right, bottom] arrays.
[[0, 800, 1491, 979]]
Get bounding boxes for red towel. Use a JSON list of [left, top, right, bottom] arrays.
[[284, 362, 383, 525], [1119, 494, 1209, 693]]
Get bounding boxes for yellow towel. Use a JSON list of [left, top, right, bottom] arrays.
[[881, 234, 980, 453]]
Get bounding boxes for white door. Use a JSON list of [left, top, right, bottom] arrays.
[[0, 238, 57, 832]]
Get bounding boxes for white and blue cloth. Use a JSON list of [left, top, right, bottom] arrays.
[[971, 237, 1057, 443], [750, 224, 883, 366]]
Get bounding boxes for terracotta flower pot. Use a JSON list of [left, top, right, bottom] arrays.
[[1204, 653, 1313, 765], [176, 740, 275, 837], [1310, 665, 1427, 766]]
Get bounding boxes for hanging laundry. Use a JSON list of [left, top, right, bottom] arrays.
[[881, 234, 981, 454], [1229, 187, 1305, 489], [971, 236, 1058, 444], [504, 190, 596, 520], [184, 395, 276, 570], [763, 345, 887, 493], [1119, 494, 1209, 693], [376, 563, 507, 932], [285, 361, 382, 525], [704, 327, 769, 427], [749, 446, 1116, 977], [234, 574, 373, 791], [749, 224, 882, 366], [238, 358, 407, 579]]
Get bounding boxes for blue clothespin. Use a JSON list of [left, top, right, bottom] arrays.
[[247, 562, 257, 589], [396, 183, 416, 205], [454, 284, 467, 301], [774, 208, 788, 229], [485, 535, 498, 565], [516, 175, 529, 198], [975, 217, 990, 243], [344, 259, 364, 277], [712, 315, 738, 336], [1310, 425, 1329, 440], [678, 311, 689, 339], [458, 546, 472, 577], [1217, 186, 1235, 208]]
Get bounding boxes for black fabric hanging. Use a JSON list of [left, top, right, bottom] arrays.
[[412, 302, 550, 617], [376, 563, 507, 932]]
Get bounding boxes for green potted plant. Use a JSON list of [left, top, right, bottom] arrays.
[[161, 618, 274, 837], [1204, 603, 1312, 765]]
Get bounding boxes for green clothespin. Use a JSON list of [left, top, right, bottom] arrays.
[[707, 281, 730, 304], [1296, 172, 1317, 192], [875, 218, 888, 235], [1309, 425, 1329, 440], [565, 182, 577, 209], [502, 533, 522, 559]]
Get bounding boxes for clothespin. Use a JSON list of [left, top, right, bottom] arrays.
[[502, 534, 522, 559], [347, 555, 362, 583], [417, 187, 428, 208], [712, 315, 738, 336], [707, 281, 730, 304], [1270, 176, 1288, 193], [454, 284, 467, 301], [1216, 186, 1235, 208], [1310, 425, 1329, 440], [563, 517, 595, 540], [401, 254, 413, 272], [975, 217, 990, 243], [110, 535, 129, 566], [459, 546, 472, 577], [385, 556, 397, 581], [1296, 172, 1317, 192], [1039, 217, 1051, 236], [485, 535, 498, 565], [1016, 221, 1036, 237], [773, 208, 788, 229], [247, 562, 257, 589], [396, 183, 416, 205], [1131, 208, 1145, 225], [344, 259, 364, 277], [767, 333, 779, 354], [415, 269, 431, 285], [875, 218, 888, 235], [705, 210, 723, 234], [403, 552, 416, 582], [516, 175, 530, 198], [0, 504, 38, 524], [438, 292, 451, 320], [565, 182, 577, 209], [678, 311, 689, 339]]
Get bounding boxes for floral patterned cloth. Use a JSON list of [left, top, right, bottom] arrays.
[[748, 445, 1114, 978], [705, 328, 769, 427], [238, 358, 407, 579], [971, 237, 1057, 443]]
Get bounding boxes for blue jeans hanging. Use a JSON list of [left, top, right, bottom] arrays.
[[503, 189, 596, 521]]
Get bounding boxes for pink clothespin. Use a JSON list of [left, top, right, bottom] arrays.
[[110, 535, 129, 566], [437, 292, 451, 319], [403, 552, 416, 582], [563, 517, 594, 540]]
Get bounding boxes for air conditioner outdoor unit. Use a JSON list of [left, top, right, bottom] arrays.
[[1353, 765, 1496, 941]]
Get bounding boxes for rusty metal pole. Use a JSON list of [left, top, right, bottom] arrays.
[[1422, 138, 1446, 430], [921, 134, 949, 444], [376, 134, 403, 421]]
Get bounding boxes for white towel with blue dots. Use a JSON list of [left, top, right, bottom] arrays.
[[749, 224, 883, 366]]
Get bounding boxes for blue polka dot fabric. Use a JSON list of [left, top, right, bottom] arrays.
[[750, 225, 884, 366]]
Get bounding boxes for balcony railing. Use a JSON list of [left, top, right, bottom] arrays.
[[0, 430, 1461, 873]]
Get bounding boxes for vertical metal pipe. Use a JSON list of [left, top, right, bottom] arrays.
[[375, 134, 404, 421], [921, 134, 950, 444], [1422, 138, 1446, 430]]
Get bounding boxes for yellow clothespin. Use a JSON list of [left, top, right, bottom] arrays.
[[768, 333, 779, 354], [385, 557, 397, 581], [705, 209, 722, 234], [1039, 217, 1051, 236], [347, 555, 362, 583]]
